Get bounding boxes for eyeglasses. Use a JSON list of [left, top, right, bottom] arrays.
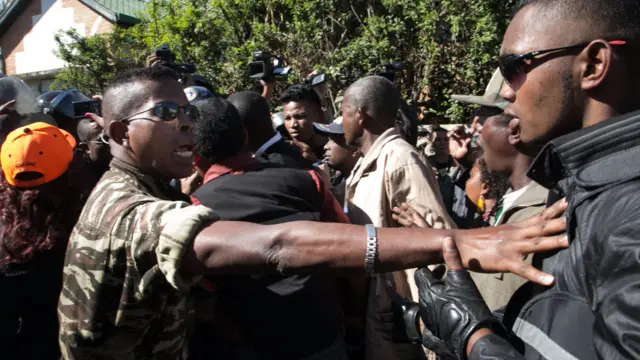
[[499, 40, 627, 85], [117, 101, 199, 123]]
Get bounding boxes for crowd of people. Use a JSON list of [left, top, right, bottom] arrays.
[[1, 0, 640, 359]]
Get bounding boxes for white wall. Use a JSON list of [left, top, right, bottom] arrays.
[[14, 0, 86, 75]]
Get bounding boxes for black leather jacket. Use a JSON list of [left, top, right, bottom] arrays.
[[469, 110, 640, 359]]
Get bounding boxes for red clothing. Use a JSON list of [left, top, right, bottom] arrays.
[[191, 153, 349, 224]]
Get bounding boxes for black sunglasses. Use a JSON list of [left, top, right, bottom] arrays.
[[499, 40, 627, 85], [117, 101, 199, 123]]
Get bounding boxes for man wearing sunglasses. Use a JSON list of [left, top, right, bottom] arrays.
[[414, 0, 640, 359], [57, 66, 568, 359]]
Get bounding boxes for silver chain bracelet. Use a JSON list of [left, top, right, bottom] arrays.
[[364, 224, 378, 277]]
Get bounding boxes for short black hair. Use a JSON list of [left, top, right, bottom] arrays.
[[344, 76, 400, 126], [479, 157, 510, 201], [103, 67, 180, 127], [279, 84, 321, 109], [514, 0, 640, 40], [227, 91, 272, 135], [395, 102, 419, 146], [193, 97, 245, 164]]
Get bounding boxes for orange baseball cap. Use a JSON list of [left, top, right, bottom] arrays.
[[1, 122, 76, 188]]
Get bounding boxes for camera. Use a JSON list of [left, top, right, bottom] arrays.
[[37, 89, 101, 120], [371, 62, 405, 83], [305, 71, 327, 87], [248, 51, 292, 81], [155, 44, 197, 74], [73, 99, 102, 118]]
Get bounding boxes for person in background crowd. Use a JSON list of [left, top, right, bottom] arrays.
[[395, 102, 420, 147], [426, 126, 480, 229], [414, 0, 640, 359], [453, 71, 550, 312], [56, 66, 567, 359], [0, 77, 57, 146], [227, 90, 308, 168], [314, 116, 360, 204], [306, 70, 335, 124], [76, 118, 112, 179], [393, 152, 509, 229], [0, 123, 93, 360], [36, 89, 95, 141], [280, 84, 328, 161], [465, 156, 511, 227], [190, 96, 350, 360], [341, 75, 454, 360]]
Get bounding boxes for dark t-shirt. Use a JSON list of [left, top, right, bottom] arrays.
[[0, 246, 64, 360], [192, 163, 344, 359]]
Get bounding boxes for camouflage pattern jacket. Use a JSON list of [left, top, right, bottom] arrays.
[[58, 159, 218, 359]]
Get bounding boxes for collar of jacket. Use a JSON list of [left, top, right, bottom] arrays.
[[110, 158, 190, 202], [351, 127, 401, 178], [202, 152, 261, 184], [528, 109, 640, 191]]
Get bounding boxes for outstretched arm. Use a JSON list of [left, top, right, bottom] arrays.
[[184, 199, 568, 285]]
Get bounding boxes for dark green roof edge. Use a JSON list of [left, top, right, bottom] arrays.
[[78, 0, 141, 25], [0, 0, 140, 32], [115, 12, 140, 25]]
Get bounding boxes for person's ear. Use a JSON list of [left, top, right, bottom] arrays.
[[358, 108, 373, 129], [481, 182, 491, 196], [109, 121, 129, 148], [507, 117, 521, 146], [579, 40, 614, 91]]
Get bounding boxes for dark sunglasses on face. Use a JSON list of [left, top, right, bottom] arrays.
[[499, 40, 627, 85], [117, 101, 199, 123]]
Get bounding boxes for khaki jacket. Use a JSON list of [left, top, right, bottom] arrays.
[[470, 181, 549, 311], [345, 128, 453, 360]]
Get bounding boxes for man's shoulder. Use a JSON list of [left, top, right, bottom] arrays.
[[379, 138, 428, 171], [77, 169, 188, 235]]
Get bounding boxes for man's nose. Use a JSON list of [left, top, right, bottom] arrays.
[[500, 81, 516, 103], [178, 110, 194, 133]]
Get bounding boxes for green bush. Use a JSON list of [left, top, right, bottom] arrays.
[[53, 0, 516, 123]]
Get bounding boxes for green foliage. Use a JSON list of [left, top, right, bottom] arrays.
[[53, 0, 516, 123]]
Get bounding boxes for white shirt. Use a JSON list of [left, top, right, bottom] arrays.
[[494, 182, 533, 225]]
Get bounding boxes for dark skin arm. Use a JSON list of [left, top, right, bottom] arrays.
[[182, 199, 568, 285]]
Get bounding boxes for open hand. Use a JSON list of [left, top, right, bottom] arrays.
[[454, 199, 568, 285], [392, 203, 429, 228], [448, 126, 472, 161]]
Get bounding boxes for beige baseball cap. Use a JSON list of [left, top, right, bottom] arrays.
[[451, 69, 508, 110]]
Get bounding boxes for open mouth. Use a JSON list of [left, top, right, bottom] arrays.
[[175, 145, 194, 159]]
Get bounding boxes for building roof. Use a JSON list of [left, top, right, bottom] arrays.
[[0, 0, 144, 35], [78, 0, 144, 25]]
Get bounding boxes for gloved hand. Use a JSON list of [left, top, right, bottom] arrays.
[[375, 278, 415, 343], [415, 238, 506, 360]]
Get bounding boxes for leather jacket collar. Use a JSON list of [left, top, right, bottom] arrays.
[[528, 109, 640, 192]]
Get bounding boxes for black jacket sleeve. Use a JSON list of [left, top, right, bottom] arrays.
[[469, 334, 525, 360], [591, 215, 640, 359]]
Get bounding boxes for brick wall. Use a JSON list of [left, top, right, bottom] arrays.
[[0, 0, 115, 77]]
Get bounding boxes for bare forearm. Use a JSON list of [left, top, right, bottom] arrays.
[[187, 221, 454, 275], [274, 222, 454, 273]]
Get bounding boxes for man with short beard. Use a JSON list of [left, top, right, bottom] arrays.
[[414, 0, 640, 359]]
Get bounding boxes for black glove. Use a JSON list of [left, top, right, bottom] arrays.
[[414, 267, 506, 360], [375, 279, 415, 343]]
